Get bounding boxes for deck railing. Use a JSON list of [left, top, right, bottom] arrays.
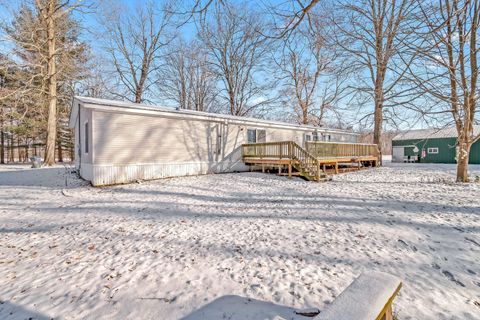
[[306, 141, 379, 158], [242, 141, 322, 180], [242, 141, 292, 159]]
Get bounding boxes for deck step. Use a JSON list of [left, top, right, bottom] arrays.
[[242, 140, 377, 182]]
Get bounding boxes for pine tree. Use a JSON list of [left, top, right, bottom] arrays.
[[3, 1, 88, 164]]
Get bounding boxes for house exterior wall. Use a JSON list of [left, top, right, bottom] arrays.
[[91, 110, 318, 164], [74, 106, 93, 180], [392, 137, 480, 164], [89, 109, 336, 185], [72, 101, 357, 185]]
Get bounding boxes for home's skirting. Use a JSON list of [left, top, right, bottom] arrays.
[[79, 163, 93, 182], [87, 161, 249, 186]]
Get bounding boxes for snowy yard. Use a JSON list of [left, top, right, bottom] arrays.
[[1, 163, 480, 320]]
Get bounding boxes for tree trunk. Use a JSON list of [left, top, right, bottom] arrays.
[[456, 139, 470, 182], [228, 88, 235, 115], [0, 130, 4, 164], [8, 132, 13, 162], [302, 104, 308, 125], [0, 107, 4, 164], [373, 100, 383, 165], [17, 137, 21, 162], [43, 0, 57, 166], [25, 138, 29, 162], [70, 142, 74, 163], [57, 132, 63, 162]]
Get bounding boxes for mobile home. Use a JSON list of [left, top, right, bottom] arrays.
[[69, 97, 358, 186]]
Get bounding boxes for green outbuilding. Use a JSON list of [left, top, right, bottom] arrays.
[[392, 126, 480, 164]]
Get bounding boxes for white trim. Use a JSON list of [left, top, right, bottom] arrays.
[[391, 144, 415, 148], [427, 147, 439, 154]]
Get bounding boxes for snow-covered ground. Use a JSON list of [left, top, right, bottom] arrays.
[[0, 163, 479, 320]]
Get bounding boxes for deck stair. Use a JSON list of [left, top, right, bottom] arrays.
[[242, 141, 328, 182], [242, 140, 379, 181]]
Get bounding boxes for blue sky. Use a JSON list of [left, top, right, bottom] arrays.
[[0, 0, 443, 131]]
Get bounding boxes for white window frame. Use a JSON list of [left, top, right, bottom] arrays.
[[247, 128, 256, 143], [427, 147, 438, 154], [247, 128, 266, 143]]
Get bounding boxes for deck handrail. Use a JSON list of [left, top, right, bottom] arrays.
[[242, 141, 322, 180], [306, 141, 379, 158]]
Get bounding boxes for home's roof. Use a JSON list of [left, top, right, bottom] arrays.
[[393, 125, 480, 141], [71, 96, 358, 135]]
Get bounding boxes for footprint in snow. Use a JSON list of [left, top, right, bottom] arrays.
[[442, 270, 465, 287], [453, 226, 465, 233], [398, 239, 417, 252], [465, 237, 480, 248]]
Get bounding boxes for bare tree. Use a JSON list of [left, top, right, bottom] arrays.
[[409, 0, 480, 182], [198, 4, 276, 116], [100, 0, 173, 103], [158, 39, 218, 112], [189, 0, 319, 37], [2, 0, 88, 165], [274, 8, 346, 126], [334, 0, 418, 160]]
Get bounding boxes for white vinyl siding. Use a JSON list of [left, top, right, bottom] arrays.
[[92, 111, 318, 166]]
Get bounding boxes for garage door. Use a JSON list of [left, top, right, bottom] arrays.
[[392, 147, 404, 162]]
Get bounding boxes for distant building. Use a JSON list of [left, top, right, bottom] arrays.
[[392, 126, 480, 164]]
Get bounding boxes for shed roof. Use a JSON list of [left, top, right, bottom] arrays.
[[393, 125, 480, 141], [70, 96, 358, 136]]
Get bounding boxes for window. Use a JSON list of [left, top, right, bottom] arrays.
[[84, 122, 89, 154], [247, 129, 266, 143], [323, 134, 331, 142], [428, 147, 438, 154], [247, 129, 257, 143], [257, 129, 266, 142], [304, 134, 312, 142], [313, 131, 319, 141]]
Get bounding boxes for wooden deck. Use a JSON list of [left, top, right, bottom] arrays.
[[242, 141, 379, 180]]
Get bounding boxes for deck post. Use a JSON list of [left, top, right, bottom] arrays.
[[278, 165, 281, 174], [316, 161, 320, 181], [262, 164, 265, 173], [288, 162, 292, 178], [335, 162, 339, 174]]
